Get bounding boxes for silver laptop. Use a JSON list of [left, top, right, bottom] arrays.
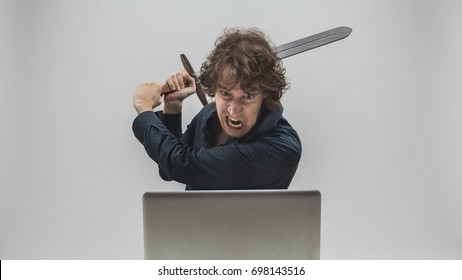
[[142, 190, 321, 259]]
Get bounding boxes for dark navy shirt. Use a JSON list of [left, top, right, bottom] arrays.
[[132, 103, 302, 190]]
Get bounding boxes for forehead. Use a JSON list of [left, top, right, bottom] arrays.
[[217, 67, 238, 88], [217, 67, 260, 92]]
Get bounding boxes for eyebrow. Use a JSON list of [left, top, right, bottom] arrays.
[[218, 85, 261, 95], [218, 85, 231, 91]]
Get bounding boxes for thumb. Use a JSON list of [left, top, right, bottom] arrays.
[[183, 72, 196, 91]]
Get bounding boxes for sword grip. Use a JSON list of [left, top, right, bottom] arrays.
[[160, 82, 191, 95], [160, 84, 174, 95]]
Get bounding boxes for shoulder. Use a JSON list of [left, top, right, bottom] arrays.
[[189, 103, 216, 123], [261, 105, 301, 150], [198, 102, 216, 116], [268, 117, 302, 154], [240, 116, 302, 162]]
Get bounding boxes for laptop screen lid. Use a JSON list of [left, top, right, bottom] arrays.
[[142, 190, 321, 259]]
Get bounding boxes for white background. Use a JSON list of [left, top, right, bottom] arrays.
[[1, 0, 461, 259]]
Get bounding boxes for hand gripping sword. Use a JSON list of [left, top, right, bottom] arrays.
[[161, 26, 352, 105]]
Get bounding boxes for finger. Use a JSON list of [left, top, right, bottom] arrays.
[[176, 72, 185, 89], [171, 74, 181, 91], [161, 83, 171, 94], [165, 77, 176, 92]]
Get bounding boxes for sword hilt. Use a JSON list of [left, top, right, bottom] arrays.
[[160, 54, 208, 106]]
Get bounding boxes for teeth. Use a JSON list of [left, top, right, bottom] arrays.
[[227, 116, 242, 128]]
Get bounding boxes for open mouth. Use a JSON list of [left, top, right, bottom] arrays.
[[226, 116, 243, 129]]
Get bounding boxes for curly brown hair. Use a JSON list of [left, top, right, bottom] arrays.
[[199, 27, 289, 110]]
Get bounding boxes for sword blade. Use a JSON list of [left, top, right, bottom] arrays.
[[168, 26, 352, 105], [193, 26, 352, 76], [276, 26, 352, 59]]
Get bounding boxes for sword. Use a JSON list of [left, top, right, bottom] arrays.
[[162, 26, 352, 105]]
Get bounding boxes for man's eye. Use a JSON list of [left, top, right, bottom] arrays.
[[220, 90, 230, 96], [244, 93, 255, 100]]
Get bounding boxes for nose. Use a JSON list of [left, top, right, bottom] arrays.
[[227, 100, 243, 116]]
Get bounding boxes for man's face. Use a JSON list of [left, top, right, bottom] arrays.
[[214, 82, 263, 139]]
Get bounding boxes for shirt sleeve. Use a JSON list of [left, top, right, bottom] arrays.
[[133, 111, 301, 189], [155, 111, 182, 138]]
